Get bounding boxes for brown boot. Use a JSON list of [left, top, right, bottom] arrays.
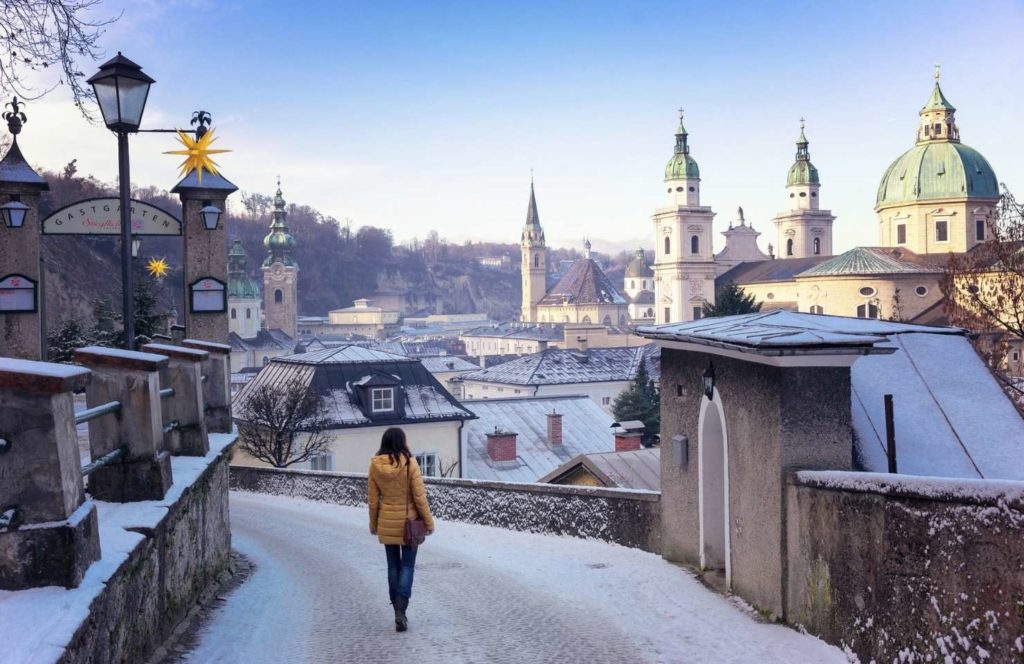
[[394, 596, 408, 632]]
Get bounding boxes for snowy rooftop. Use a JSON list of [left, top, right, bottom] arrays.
[[462, 395, 616, 482], [461, 345, 660, 386], [461, 322, 566, 341], [637, 310, 962, 355], [539, 448, 661, 491], [418, 355, 479, 373], [276, 345, 415, 365], [851, 332, 1024, 480]]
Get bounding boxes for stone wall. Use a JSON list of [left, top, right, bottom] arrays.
[[230, 465, 662, 553], [786, 470, 1024, 663], [58, 441, 233, 664]]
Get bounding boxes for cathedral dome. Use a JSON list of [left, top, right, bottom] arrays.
[[665, 153, 700, 181], [624, 249, 653, 278], [875, 142, 998, 208]]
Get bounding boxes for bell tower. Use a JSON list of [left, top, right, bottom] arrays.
[[652, 110, 717, 324], [521, 179, 547, 322], [773, 119, 835, 259], [261, 178, 299, 338]]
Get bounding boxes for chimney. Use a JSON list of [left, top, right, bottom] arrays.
[[615, 432, 643, 452], [547, 411, 563, 445], [577, 336, 588, 352], [486, 428, 517, 462]]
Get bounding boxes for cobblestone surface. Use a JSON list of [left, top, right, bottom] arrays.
[[182, 492, 845, 664]]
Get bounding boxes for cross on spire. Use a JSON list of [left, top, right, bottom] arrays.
[[800, 116, 805, 130], [934, 63, 941, 80]]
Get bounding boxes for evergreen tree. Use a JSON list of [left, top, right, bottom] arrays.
[[612, 361, 660, 447], [133, 273, 168, 347], [90, 297, 121, 348], [47, 318, 89, 363], [703, 281, 762, 317]]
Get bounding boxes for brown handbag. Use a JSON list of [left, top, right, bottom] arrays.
[[403, 460, 427, 547]]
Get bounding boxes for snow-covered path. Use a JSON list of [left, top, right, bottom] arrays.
[[183, 491, 847, 664]]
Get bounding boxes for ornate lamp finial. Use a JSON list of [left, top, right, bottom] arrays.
[[3, 97, 27, 136], [934, 63, 941, 80], [190, 110, 212, 139]]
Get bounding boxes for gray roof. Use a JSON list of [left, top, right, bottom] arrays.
[[418, 355, 479, 373], [276, 345, 413, 365], [716, 256, 829, 287], [462, 323, 565, 342], [638, 311, 963, 356], [539, 448, 661, 491], [229, 329, 295, 353], [851, 332, 1024, 481], [462, 345, 660, 386], [0, 140, 48, 189], [170, 169, 239, 193], [461, 395, 616, 483], [538, 258, 627, 306]]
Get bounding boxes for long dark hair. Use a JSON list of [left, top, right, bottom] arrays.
[[378, 427, 411, 466]]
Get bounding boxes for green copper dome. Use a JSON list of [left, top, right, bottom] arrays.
[[876, 141, 998, 207], [787, 122, 819, 186], [262, 180, 298, 268], [664, 112, 700, 181], [227, 240, 262, 299]]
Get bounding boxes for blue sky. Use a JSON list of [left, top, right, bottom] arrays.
[[16, 0, 1024, 253]]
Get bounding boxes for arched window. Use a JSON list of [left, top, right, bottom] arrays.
[[533, 254, 539, 268], [664, 236, 671, 255], [857, 303, 879, 319], [631, 280, 635, 290], [809, 305, 824, 315], [246, 308, 252, 319], [642, 280, 647, 289], [582, 315, 592, 324], [813, 238, 821, 255], [646, 308, 654, 318], [690, 235, 699, 254], [231, 308, 237, 319], [603, 315, 612, 326], [786, 239, 794, 256], [274, 289, 283, 303]]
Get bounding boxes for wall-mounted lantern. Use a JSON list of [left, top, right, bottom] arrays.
[[1, 200, 28, 229], [701, 361, 716, 400], [200, 202, 221, 230]]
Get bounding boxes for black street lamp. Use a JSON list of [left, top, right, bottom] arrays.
[[701, 362, 716, 400], [88, 53, 155, 349], [200, 203, 222, 230]]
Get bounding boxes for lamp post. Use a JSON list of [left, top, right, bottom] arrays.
[[88, 53, 155, 349]]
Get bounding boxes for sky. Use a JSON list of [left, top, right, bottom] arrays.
[[12, 0, 1024, 254]]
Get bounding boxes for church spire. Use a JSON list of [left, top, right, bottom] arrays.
[[674, 108, 689, 155], [263, 177, 297, 267], [522, 178, 544, 244], [917, 65, 959, 143]]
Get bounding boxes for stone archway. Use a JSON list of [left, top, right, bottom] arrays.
[[698, 390, 730, 587]]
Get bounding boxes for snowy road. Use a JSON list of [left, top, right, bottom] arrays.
[[183, 491, 847, 664]]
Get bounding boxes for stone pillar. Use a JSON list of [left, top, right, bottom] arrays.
[[142, 342, 210, 456], [0, 358, 100, 589], [171, 171, 237, 345], [183, 338, 232, 433], [74, 346, 173, 501], [0, 133, 50, 360]]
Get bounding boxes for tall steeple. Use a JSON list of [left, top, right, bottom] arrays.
[[917, 64, 959, 143], [520, 177, 548, 322], [664, 109, 701, 207], [261, 177, 299, 339], [774, 119, 834, 259]]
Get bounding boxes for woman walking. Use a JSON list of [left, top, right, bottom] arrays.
[[368, 427, 435, 632]]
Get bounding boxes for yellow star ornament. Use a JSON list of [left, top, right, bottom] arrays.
[[164, 128, 231, 185], [146, 256, 171, 279]]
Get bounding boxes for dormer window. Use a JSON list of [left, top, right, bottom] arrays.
[[371, 387, 395, 413]]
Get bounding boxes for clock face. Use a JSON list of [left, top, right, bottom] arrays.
[[273, 264, 284, 276]]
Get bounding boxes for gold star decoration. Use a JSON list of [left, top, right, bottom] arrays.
[[146, 256, 171, 279], [164, 127, 231, 184]]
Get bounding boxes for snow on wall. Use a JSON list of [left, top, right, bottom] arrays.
[[230, 466, 662, 553], [786, 470, 1024, 663]]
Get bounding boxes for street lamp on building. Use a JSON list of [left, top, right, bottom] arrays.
[[88, 53, 155, 349], [200, 203, 222, 230]]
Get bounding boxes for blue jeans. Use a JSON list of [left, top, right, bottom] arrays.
[[385, 544, 418, 601]]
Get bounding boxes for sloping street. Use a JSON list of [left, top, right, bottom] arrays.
[[182, 492, 847, 664]]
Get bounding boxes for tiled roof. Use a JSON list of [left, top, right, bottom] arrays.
[[461, 395, 615, 483], [418, 356, 479, 373], [629, 290, 655, 305], [462, 323, 565, 342], [539, 448, 661, 491], [233, 349, 474, 430], [637, 311, 962, 355], [462, 345, 659, 386], [538, 258, 627, 306], [229, 329, 295, 353], [716, 256, 830, 288], [797, 247, 945, 277]]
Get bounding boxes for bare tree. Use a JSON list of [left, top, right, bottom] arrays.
[[942, 184, 1024, 401], [1, 1, 119, 118], [239, 190, 273, 220], [438, 458, 459, 478], [237, 379, 332, 468]]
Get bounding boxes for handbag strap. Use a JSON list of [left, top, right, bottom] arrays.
[[405, 458, 412, 516]]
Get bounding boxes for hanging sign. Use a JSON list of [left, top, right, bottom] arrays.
[[0, 274, 38, 313], [41, 197, 182, 236], [190, 277, 227, 313]]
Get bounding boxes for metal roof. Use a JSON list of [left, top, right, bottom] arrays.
[[0, 140, 48, 189], [275, 345, 414, 365], [462, 323, 565, 342], [461, 395, 615, 483], [637, 311, 963, 356], [538, 448, 661, 491], [462, 345, 660, 386], [418, 355, 479, 373], [797, 247, 945, 277]]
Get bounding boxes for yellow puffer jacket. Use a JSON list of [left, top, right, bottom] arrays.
[[368, 454, 435, 545]]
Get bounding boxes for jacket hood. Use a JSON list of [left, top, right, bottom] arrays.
[[371, 454, 409, 478]]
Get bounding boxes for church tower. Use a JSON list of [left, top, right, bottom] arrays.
[[227, 240, 262, 339], [772, 120, 835, 259], [521, 180, 548, 322], [262, 179, 299, 338], [652, 111, 716, 324]]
